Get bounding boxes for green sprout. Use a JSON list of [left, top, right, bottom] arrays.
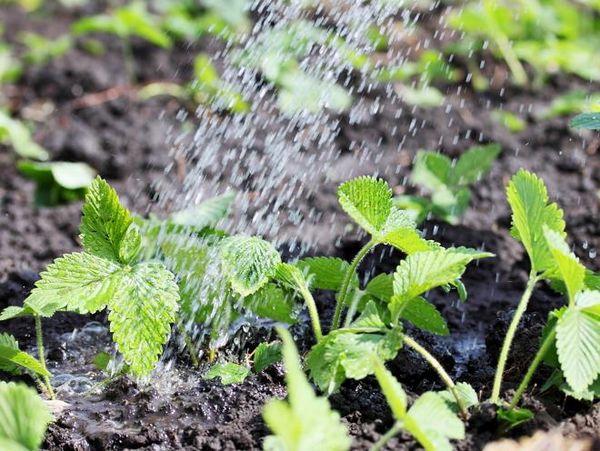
[[490, 170, 600, 412], [395, 145, 501, 224]]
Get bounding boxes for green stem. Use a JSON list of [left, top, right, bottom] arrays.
[[297, 278, 323, 342], [403, 334, 467, 415], [490, 272, 539, 404], [343, 289, 363, 328], [35, 315, 55, 400], [332, 239, 377, 330], [508, 325, 557, 410], [370, 422, 402, 451]]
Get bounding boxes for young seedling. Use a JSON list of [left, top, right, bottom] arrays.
[[17, 161, 96, 206], [19, 32, 72, 66], [506, 228, 600, 409], [0, 382, 53, 451], [139, 54, 250, 114], [448, 0, 600, 85], [262, 327, 351, 451], [395, 145, 500, 224], [372, 356, 467, 451], [0, 177, 180, 382], [234, 21, 352, 115], [490, 170, 569, 404], [159, 0, 250, 43], [72, 2, 172, 81]]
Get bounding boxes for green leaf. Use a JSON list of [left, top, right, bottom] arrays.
[[438, 382, 479, 412], [450, 144, 501, 186], [350, 300, 386, 329], [570, 113, 600, 130], [0, 333, 20, 374], [544, 227, 585, 304], [263, 327, 351, 451], [408, 392, 465, 450], [204, 362, 250, 385], [411, 151, 452, 193], [577, 290, 600, 316], [80, 177, 134, 263], [243, 284, 296, 323], [379, 208, 437, 252], [0, 334, 50, 378], [296, 257, 355, 291], [0, 110, 49, 161], [365, 273, 393, 302], [0, 382, 53, 451], [0, 306, 33, 321], [506, 170, 566, 273], [169, 192, 235, 229], [338, 176, 392, 236], [118, 223, 142, 264], [497, 407, 534, 429], [307, 327, 402, 394], [390, 248, 490, 320], [18, 160, 96, 206], [108, 262, 180, 377], [401, 296, 449, 335], [555, 309, 600, 393], [253, 342, 282, 373], [24, 252, 121, 316], [220, 236, 281, 297]]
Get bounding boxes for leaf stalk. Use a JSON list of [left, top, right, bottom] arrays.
[[403, 334, 467, 415], [332, 239, 377, 330], [508, 325, 557, 410], [490, 272, 539, 404], [35, 315, 55, 400]]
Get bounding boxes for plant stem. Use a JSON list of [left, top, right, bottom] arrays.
[[490, 272, 539, 404], [370, 422, 402, 451], [343, 289, 363, 328], [508, 325, 557, 410], [332, 239, 377, 330], [35, 315, 55, 400], [403, 334, 467, 415], [297, 279, 323, 342]]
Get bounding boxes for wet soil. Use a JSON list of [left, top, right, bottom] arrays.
[[0, 3, 599, 450]]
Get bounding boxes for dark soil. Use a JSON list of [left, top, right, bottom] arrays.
[[0, 2, 598, 450]]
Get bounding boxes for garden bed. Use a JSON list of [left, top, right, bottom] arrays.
[[0, 2, 599, 450]]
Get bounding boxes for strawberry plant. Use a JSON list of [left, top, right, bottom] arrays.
[[277, 176, 491, 415], [0, 382, 53, 451], [490, 170, 600, 409], [0, 177, 180, 383], [395, 145, 500, 224]]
